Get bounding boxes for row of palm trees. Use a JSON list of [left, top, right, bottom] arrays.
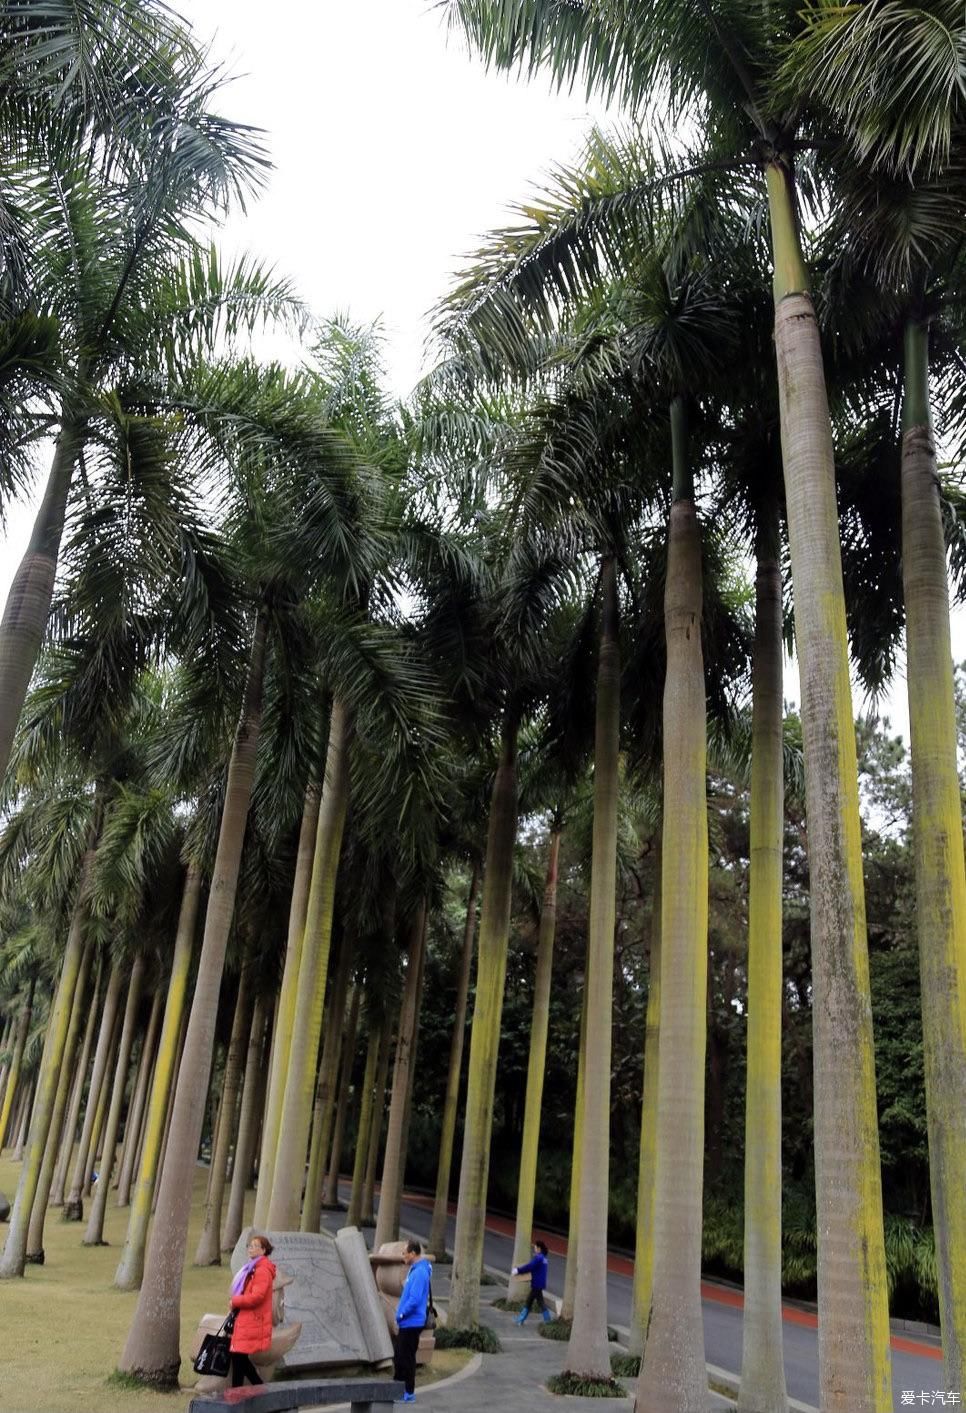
[[0, 3, 964, 1413]]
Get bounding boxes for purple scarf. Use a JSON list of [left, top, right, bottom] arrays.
[[231, 1256, 260, 1296]]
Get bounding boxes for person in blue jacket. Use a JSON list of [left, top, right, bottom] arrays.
[[393, 1238, 432, 1402], [512, 1240, 552, 1323]]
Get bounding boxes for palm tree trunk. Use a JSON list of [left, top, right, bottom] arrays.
[[65, 961, 124, 1219], [268, 698, 351, 1231], [114, 861, 200, 1288], [628, 855, 662, 1358], [360, 1015, 393, 1226], [84, 955, 146, 1245], [153, 1002, 188, 1214], [0, 981, 34, 1149], [301, 936, 354, 1232], [0, 1014, 12, 1114], [765, 158, 892, 1413], [450, 712, 520, 1327], [323, 985, 362, 1208], [222, 994, 268, 1252], [637, 418, 709, 1411], [26, 939, 95, 1261], [115, 986, 163, 1207], [118, 608, 267, 1386], [0, 822, 100, 1278], [373, 905, 428, 1248], [567, 558, 621, 1380], [203, 1057, 225, 1206], [50, 957, 103, 1207], [0, 423, 81, 783], [901, 314, 966, 1396], [561, 976, 590, 1322], [86, 1012, 121, 1196], [347, 1017, 382, 1229], [508, 830, 561, 1301], [252, 779, 320, 1227], [738, 509, 788, 1413], [392, 910, 429, 1240], [429, 863, 480, 1261], [195, 971, 251, 1265], [13, 1078, 35, 1159]]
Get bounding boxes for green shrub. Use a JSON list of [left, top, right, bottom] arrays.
[[539, 1319, 618, 1342], [545, 1372, 625, 1397], [610, 1352, 641, 1377], [491, 1297, 525, 1312], [434, 1324, 502, 1353]]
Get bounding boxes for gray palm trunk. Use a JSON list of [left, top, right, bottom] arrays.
[[26, 940, 95, 1261], [561, 977, 590, 1323], [222, 994, 269, 1252], [0, 820, 101, 1278], [49, 960, 102, 1208], [64, 961, 124, 1219], [628, 858, 661, 1359], [346, 1018, 382, 1230], [115, 987, 164, 1207], [0, 982, 34, 1148], [84, 955, 146, 1246], [507, 830, 560, 1301], [360, 1015, 393, 1226], [118, 609, 268, 1386], [323, 985, 362, 1208], [195, 971, 251, 1264], [429, 863, 480, 1261], [373, 904, 429, 1249], [86, 1009, 122, 1197], [302, 940, 354, 1232], [13, 1079, 35, 1158]]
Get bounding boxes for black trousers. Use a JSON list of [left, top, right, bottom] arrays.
[[393, 1326, 422, 1394], [229, 1352, 264, 1387], [524, 1287, 547, 1315]]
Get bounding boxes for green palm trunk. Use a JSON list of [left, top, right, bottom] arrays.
[[360, 1017, 393, 1227], [1, 820, 101, 1278], [374, 904, 429, 1250], [26, 939, 95, 1261], [766, 159, 891, 1413], [252, 780, 320, 1228], [115, 985, 164, 1208], [901, 315, 966, 1395], [449, 714, 520, 1327], [268, 699, 351, 1231], [0, 981, 34, 1150], [323, 985, 362, 1208], [507, 833, 560, 1300], [347, 1019, 382, 1230], [628, 853, 661, 1359], [50, 958, 102, 1208], [118, 609, 268, 1386], [637, 403, 709, 1411], [114, 862, 201, 1289], [222, 994, 269, 1252], [65, 961, 124, 1219], [302, 939, 353, 1232], [84, 954, 146, 1246], [566, 558, 621, 1380], [195, 971, 251, 1264], [561, 976, 590, 1323], [429, 863, 480, 1261], [738, 510, 788, 1413]]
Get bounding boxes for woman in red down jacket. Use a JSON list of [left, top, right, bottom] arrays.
[[228, 1233, 276, 1386]]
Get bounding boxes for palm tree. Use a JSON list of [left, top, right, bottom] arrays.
[[0, 978, 34, 1149], [194, 968, 251, 1264], [221, 991, 269, 1252]]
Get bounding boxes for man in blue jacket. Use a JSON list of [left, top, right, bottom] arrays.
[[394, 1238, 432, 1402], [512, 1240, 552, 1323]]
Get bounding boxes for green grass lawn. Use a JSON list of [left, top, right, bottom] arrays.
[[0, 1154, 468, 1413]]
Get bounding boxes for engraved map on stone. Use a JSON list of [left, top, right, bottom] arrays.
[[231, 1229, 369, 1370]]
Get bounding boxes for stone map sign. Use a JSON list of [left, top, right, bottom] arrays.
[[231, 1226, 392, 1372]]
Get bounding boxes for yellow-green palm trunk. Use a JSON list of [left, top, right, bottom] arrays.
[[195, 971, 251, 1264], [116, 985, 164, 1208], [84, 955, 146, 1246], [361, 1017, 393, 1226], [449, 716, 520, 1327], [738, 521, 788, 1413], [0, 422, 81, 784], [636, 494, 709, 1412], [628, 856, 662, 1359], [0, 982, 33, 1149], [766, 158, 892, 1413], [253, 780, 320, 1228], [901, 316, 966, 1394], [302, 940, 354, 1232], [347, 1020, 382, 1229], [119, 610, 267, 1386], [0, 830, 99, 1278], [222, 994, 268, 1251], [65, 961, 123, 1218], [324, 985, 362, 1208], [429, 864, 480, 1261], [26, 939, 94, 1260], [562, 978, 590, 1322], [567, 557, 621, 1379], [268, 699, 351, 1231], [50, 958, 102, 1208], [374, 905, 429, 1249], [114, 863, 200, 1289], [508, 833, 560, 1301]]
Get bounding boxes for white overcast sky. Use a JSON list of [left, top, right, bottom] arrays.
[[1, 0, 963, 740]]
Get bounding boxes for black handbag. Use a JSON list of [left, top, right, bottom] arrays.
[[424, 1276, 438, 1332], [193, 1311, 235, 1378]]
